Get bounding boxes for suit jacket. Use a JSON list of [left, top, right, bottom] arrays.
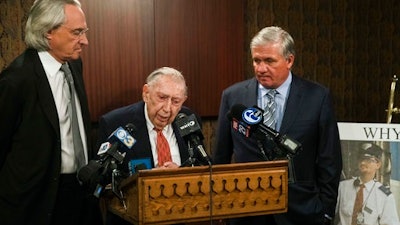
[[97, 101, 205, 171], [0, 49, 93, 225], [213, 76, 342, 225]]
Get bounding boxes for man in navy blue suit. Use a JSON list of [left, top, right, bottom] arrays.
[[97, 67, 205, 171], [213, 26, 342, 225], [97, 67, 206, 224]]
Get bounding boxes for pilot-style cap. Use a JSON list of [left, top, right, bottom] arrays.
[[358, 143, 382, 160]]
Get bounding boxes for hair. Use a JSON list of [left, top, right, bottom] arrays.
[[24, 0, 82, 51], [146, 67, 188, 96], [250, 26, 295, 60]]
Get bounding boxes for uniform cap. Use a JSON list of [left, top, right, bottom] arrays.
[[358, 143, 382, 160]]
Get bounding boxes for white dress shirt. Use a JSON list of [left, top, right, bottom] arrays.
[[38, 51, 88, 173]]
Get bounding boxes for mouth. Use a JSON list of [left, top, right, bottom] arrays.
[[157, 114, 170, 123]]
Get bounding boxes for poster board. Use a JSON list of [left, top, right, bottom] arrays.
[[337, 122, 400, 222]]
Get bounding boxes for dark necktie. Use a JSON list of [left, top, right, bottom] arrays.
[[61, 63, 86, 170], [352, 183, 365, 225], [263, 89, 277, 129], [155, 128, 172, 167]]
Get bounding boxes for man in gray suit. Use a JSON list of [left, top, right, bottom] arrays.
[[213, 26, 342, 225]]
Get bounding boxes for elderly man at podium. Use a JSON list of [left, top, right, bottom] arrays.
[[96, 67, 207, 225]]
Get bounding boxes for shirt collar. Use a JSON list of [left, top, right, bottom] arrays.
[[362, 179, 377, 192], [144, 103, 171, 132], [38, 51, 62, 78], [258, 72, 292, 99]]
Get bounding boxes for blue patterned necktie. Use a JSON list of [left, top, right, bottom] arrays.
[[263, 90, 277, 129]]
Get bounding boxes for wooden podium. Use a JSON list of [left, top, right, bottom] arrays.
[[104, 160, 288, 225]]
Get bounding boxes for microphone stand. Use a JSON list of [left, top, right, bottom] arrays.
[[256, 133, 297, 183], [181, 141, 197, 167], [287, 156, 296, 184], [111, 159, 127, 210]]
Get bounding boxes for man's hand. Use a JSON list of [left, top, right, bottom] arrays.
[[153, 161, 179, 169]]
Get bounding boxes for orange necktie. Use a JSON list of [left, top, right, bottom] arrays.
[[352, 183, 365, 225], [155, 128, 172, 167]]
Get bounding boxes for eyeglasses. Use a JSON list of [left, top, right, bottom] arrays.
[[61, 25, 89, 39]]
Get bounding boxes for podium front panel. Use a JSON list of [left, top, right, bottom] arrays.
[[106, 161, 288, 225]]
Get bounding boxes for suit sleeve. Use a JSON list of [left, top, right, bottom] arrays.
[[0, 75, 22, 168], [317, 91, 342, 217], [212, 90, 234, 164]]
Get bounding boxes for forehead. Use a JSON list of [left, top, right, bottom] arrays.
[[251, 43, 283, 57], [150, 75, 186, 96], [64, 4, 86, 26]]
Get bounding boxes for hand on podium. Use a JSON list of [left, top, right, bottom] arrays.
[[153, 161, 180, 169]]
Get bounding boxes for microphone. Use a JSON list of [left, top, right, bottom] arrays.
[[228, 104, 302, 157], [175, 113, 212, 165], [77, 123, 137, 197], [98, 124, 137, 156]]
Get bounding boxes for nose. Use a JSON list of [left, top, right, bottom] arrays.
[[162, 99, 172, 112], [255, 61, 268, 73], [79, 34, 89, 45]]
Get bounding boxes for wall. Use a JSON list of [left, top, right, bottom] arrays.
[[2, 0, 400, 154], [79, 0, 244, 120], [244, 0, 400, 123]]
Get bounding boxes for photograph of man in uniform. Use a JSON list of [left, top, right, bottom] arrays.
[[335, 142, 400, 225]]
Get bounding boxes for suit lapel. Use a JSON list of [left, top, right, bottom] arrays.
[[244, 78, 258, 107], [67, 60, 91, 141], [30, 50, 60, 136], [280, 75, 303, 133]]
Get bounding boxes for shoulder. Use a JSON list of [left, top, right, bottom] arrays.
[[1, 49, 36, 79], [101, 101, 144, 123], [377, 183, 392, 196], [224, 78, 256, 93], [0, 50, 42, 94], [290, 74, 333, 103], [339, 178, 357, 187], [291, 74, 329, 93]]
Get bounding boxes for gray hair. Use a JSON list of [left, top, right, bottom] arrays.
[[250, 26, 295, 59], [146, 67, 188, 96], [24, 0, 81, 51]]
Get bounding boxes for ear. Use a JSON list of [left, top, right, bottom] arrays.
[[286, 54, 295, 70], [142, 84, 149, 102], [45, 30, 53, 40], [376, 161, 382, 169]]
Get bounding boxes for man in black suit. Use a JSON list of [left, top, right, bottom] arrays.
[[213, 26, 342, 225], [0, 1, 96, 225]]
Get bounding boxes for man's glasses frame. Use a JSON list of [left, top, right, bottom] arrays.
[[61, 25, 89, 39]]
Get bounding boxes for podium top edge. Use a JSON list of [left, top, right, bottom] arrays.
[[121, 160, 289, 186]]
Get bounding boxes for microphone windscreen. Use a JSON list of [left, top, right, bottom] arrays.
[[176, 113, 187, 120], [124, 123, 136, 135], [230, 104, 247, 121], [77, 160, 103, 184]]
